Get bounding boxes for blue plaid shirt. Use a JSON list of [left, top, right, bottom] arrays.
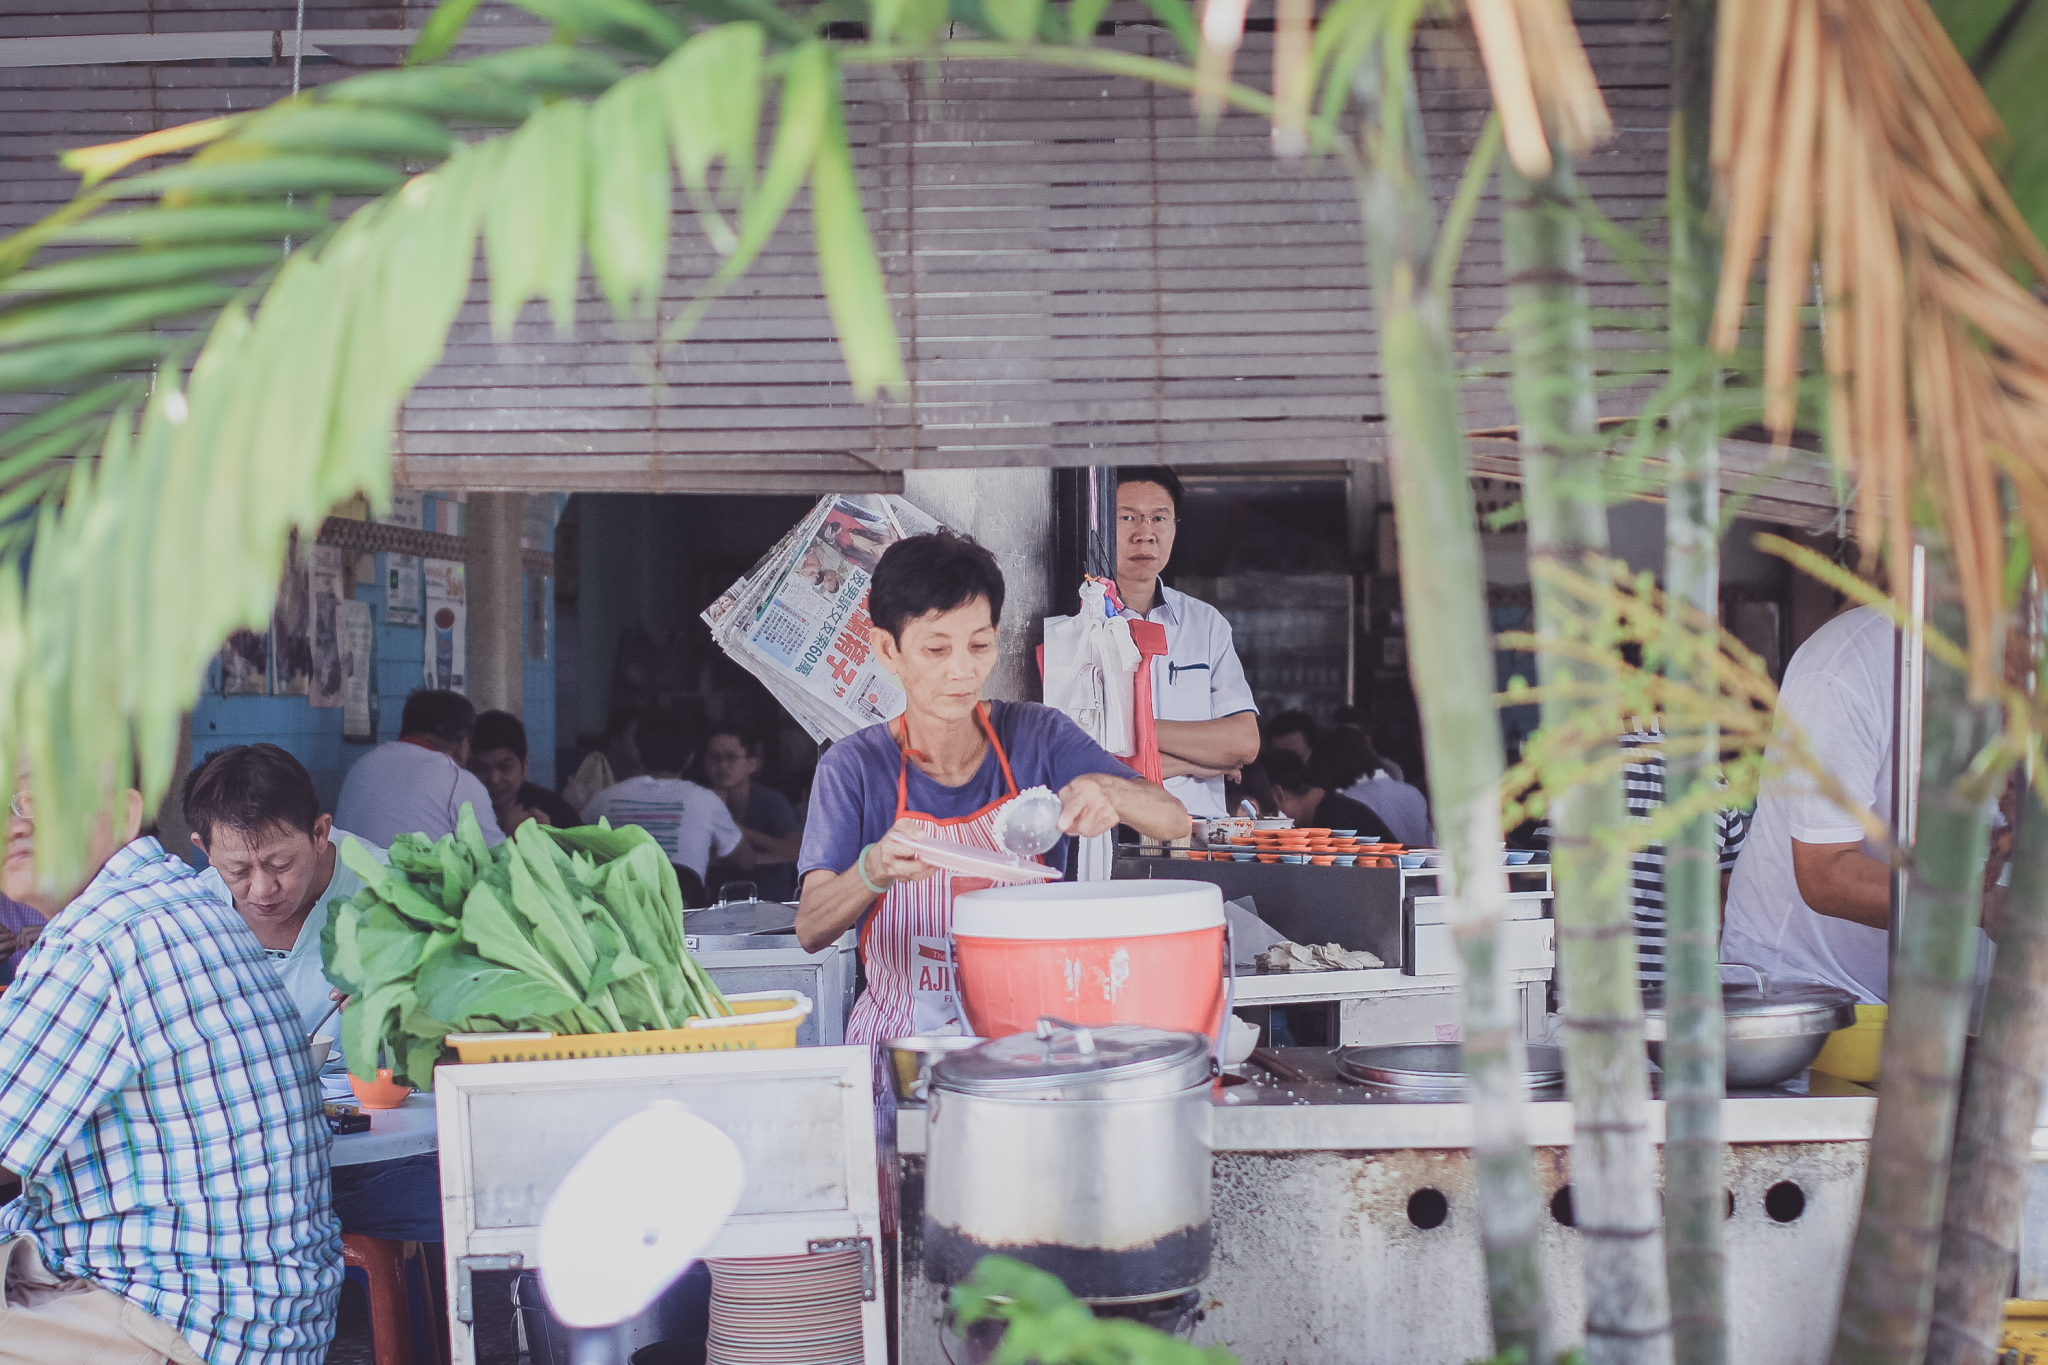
[[0, 838, 341, 1365]]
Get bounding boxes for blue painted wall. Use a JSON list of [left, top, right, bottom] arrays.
[[190, 493, 558, 816]]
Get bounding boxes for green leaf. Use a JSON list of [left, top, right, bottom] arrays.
[[327, 66, 538, 125], [1069, 0, 1112, 45], [3, 245, 279, 297], [1140, 0, 1200, 57], [513, 0, 689, 59], [587, 74, 673, 317], [460, 879, 587, 998], [50, 206, 330, 245], [417, 947, 584, 1023], [471, 45, 629, 95], [231, 107, 457, 162], [0, 283, 235, 348], [408, 0, 488, 64], [659, 24, 765, 252], [979, 0, 1041, 43], [0, 378, 139, 456], [342, 981, 415, 1080], [321, 894, 370, 995], [485, 98, 589, 336], [811, 96, 906, 402], [0, 334, 171, 392], [119, 156, 406, 200]]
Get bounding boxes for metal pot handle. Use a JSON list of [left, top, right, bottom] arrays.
[[1035, 1016, 1097, 1054], [1725, 963, 1769, 993]]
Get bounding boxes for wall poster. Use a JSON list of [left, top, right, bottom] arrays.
[[309, 544, 346, 708], [220, 629, 268, 695], [422, 559, 466, 693], [272, 536, 313, 696], [340, 599, 376, 740], [386, 553, 422, 626]]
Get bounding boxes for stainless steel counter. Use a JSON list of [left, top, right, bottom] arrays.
[[893, 1047, 1876, 1155]]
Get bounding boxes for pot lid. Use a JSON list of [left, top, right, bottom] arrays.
[[1640, 970, 1859, 1041], [1336, 1043, 1567, 1093], [932, 1018, 1211, 1094]]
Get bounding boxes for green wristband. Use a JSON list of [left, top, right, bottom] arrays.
[[856, 842, 889, 896]]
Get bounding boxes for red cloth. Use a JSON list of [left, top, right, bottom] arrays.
[[1126, 620, 1168, 785]]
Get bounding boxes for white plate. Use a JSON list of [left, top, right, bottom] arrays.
[[892, 832, 1061, 884]]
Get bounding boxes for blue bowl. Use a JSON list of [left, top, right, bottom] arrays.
[[1504, 850, 1536, 866], [1280, 853, 1310, 865], [1356, 836, 1382, 845], [1329, 828, 1358, 838], [1332, 854, 1358, 866], [1397, 852, 1430, 870], [1231, 850, 1256, 862]]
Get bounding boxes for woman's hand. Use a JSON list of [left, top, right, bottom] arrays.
[[870, 818, 937, 887], [1056, 774, 1124, 839]]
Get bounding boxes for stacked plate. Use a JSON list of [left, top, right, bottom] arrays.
[[707, 1251, 866, 1365]]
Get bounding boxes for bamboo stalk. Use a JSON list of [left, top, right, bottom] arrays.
[[1830, 566, 2003, 1365], [1359, 47, 1552, 1365], [1928, 721, 2048, 1364], [1502, 149, 1671, 1365], [1660, 5, 1726, 1363]]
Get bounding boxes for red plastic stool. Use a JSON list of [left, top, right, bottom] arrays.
[[342, 1234, 447, 1365]]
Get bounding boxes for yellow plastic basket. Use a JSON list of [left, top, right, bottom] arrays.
[[1811, 1003, 1886, 1084], [445, 990, 812, 1064]]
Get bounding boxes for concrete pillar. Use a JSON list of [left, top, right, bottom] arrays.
[[466, 492, 526, 715], [900, 469, 1055, 702]]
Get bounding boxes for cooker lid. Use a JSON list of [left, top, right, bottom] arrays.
[[932, 1017, 1212, 1094], [951, 879, 1224, 941]]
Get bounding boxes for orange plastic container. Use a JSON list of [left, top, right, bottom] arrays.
[[950, 880, 1228, 1042]]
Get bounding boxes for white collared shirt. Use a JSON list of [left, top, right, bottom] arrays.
[[1120, 584, 1258, 818]]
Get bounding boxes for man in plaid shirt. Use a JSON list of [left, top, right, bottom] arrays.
[[0, 777, 341, 1364]]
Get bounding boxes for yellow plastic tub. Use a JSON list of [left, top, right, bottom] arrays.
[[1810, 1003, 1886, 1083], [445, 990, 812, 1064]]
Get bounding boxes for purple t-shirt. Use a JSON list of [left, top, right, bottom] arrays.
[[798, 700, 1137, 881]]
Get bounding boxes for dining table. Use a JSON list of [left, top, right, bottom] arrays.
[[329, 1091, 438, 1167]]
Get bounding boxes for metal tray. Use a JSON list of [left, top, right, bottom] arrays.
[[1335, 1043, 1567, 1095]]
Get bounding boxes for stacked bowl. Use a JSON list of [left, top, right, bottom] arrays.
[[705, 1251, 866, 1365]]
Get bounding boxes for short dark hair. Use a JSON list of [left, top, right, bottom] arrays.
[[1262, 749, 1315, 796], [473, 710, 528, 762], [1115, 466, 1183, 514], [1311, 727, 1381, 791], [706, 724, 763, 759], [638, 709, 696, 773], [183, 744, 323, 846], [1329, 705, 1367, 730], [868, 531, 1006, 640], [401, 689, 476, 744], [1266, 710, 1319, 747]]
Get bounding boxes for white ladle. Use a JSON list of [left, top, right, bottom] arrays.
[[537, 1101, 747, 1364], [992, 785, 1065, 858]]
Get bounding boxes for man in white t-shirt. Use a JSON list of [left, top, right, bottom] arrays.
[[1112, 467, 1260, 819], [581, 709, 741, 903], [1722, 605, 1897, 1002], [334, 689, 506, 849]]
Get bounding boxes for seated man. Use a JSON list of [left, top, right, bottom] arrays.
[[702, 724, 802, 902], [582, 709, 741, 908], [334, 688, 505, 848], [0, 771, 340, 1364], [470, 710, 579, 834], [1262, 749, 1398, 842], [183, 747, 442, 1253]]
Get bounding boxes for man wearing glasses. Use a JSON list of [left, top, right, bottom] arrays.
[[1112, 466, 1260, 819]]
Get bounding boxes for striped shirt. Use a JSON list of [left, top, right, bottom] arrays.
[[582, 775, 742, 878], [1621, 726, 1751, 986], [0, 838, 342, 1365]]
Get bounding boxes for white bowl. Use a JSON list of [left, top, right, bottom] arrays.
[[307, 1036, 334, 1068], [1224, 1015, 1260, 1066]]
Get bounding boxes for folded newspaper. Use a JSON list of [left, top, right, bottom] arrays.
[[702, 495, 943, 742]]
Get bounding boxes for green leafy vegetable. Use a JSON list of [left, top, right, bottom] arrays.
[[322, 805, 731, 1087]]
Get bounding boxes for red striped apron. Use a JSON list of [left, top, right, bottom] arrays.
[[845, 703, 1038, 1045]]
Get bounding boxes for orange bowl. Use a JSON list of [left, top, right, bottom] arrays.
[[1231, 836, 1258, 846], [1310, 855, 1335, 866], [1256, 853, 1282, 864], [1186, 850, 1211, 861], [349, 1068, 412, 1110]]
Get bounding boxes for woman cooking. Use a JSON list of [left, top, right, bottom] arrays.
[[795, 531, 1192, 1043]]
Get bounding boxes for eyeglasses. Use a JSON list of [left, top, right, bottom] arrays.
[[9, 792, 29, 820], [1117, 513, 1176, 529]]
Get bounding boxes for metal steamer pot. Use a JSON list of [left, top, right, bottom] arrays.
[[923, 1017, 1215, 1303], [1641, 968, 1858, 1088]]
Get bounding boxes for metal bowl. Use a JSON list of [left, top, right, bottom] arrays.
[[885, 1035, 986, 1105], [1335, 1043, 1567, 1097], [1642, 972, 1858, 1089]]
